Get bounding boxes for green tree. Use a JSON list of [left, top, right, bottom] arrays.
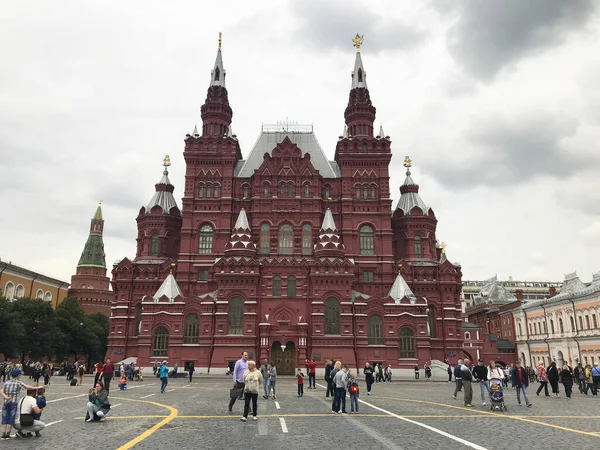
[[10, 297, 58, 361], [84, 312, 110, 363], [0, 297, 25, 358]]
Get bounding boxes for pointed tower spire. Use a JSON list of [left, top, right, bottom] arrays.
[[396, 156, 430, 216], [209, 32, 226, 88], [224, 208, 257, 256], [345, 34, 376, 137], [314, 208, 345, 257], [351, 34, 368, 89], [376, 124, 385, 139], [145, 155, 179, 215], [77, 201, 107, 268]]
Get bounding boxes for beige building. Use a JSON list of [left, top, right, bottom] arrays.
[[512, 271, 600, 368], [462, 277, 562, 310], [1, 260, 69, 308]]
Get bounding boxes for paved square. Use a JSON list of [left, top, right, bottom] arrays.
[[2, 376, 599, 449]]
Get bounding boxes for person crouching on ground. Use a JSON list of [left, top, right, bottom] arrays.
[[13, 388, 46, 439], [118, 374, 128, 390], [1, 369, 40, 440], [86, 383, 109, 422], [31, 387, 46, 436], [240, 361, 263, 422]]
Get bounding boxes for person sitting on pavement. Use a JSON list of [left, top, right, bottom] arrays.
[[86, 383, 110, 422]]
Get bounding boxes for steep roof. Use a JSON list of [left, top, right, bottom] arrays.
[[152, 273, 183, 302], [235, 129, 339, 178], [93, 204, 103, 220], [395, 168, 430, 215], [387, 273, 417, 303], [473, 276, 517, 305], [145, 168, 179, 215]]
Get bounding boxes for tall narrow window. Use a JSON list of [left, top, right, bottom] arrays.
[[355, 186, 361, 199], [550, 319, 555, 334], [288, 183, 294, 197], [586, 315, 591, 329], [263, 184, 270, 197], [518, 322, 523, 335], [579, 316, 584, 330], [150, 234, 159, 256], [427, 308, 436, 338], [593, 314, 598, 328], [363, 186, 368, 199], [260, 224, 270, 254], [228, 297, 243, 335], [304, 184, 310, 197], [399, 328, 415, 358], [4, 282, 15, 300], [325, 185, 330, 198], [214, 67, 220, 81], [302, 224, 312, 255], [324, 298, 340, 335], [559, 318, 564, 333], [243, 186, 249, 198], [15, 285, 24, 299], [358, 68, 363, 82], [570, 316, 576, 331], [371, 186, 376, 199], [368, 315, 383, 345], [414, 236, 422, 257], [359, 225, 374, 255], [279, 224, 293, 254], [135, 304, 142, 336], [362, 143, 367, 153], [213, 185, 220, 198], [287, 276, 296, 297], [184, 314, 200, 343], [280, 184, 285, 197], [198, 225, 213, 254], [273, 276, 281, 297], [152, 327, 169, 357], [198, 185, 204, 198]]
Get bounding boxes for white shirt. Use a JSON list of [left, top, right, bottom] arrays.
[[488, 367, 504, 380], [18, 396, 37, 417]]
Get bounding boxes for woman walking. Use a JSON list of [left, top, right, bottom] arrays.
[[560, 364, 574, 398], [535, 361, 549, 397], [547, 361, 560, 397], [363, 362, 374, 396], [159, 361, 169, 393], [78, 364, 85, 386], [240, 361, 263, 422], [268, 363, 277, 399]]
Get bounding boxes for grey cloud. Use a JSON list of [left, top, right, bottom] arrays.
[[434, 0, 597, 80], [289, 0, 427, 53]]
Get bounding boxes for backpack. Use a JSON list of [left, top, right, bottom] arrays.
[[349, 381, 359, 394], [70, 378, 78, 386]]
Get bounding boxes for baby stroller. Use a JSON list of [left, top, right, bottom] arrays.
[[489, 378, 507, 411]]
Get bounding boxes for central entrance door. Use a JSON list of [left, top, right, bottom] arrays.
[[271, 341, 296, 375]]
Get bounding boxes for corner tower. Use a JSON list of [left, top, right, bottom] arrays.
[[68, 202, 113, 314]]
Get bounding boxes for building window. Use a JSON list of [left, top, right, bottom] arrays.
[[197, 270, 208, 281], [465, 332, 471, 340], [273, 276, 281, 297], [359, 225, 374, 255], [427, 308, 436, 338], [243, 186, 249, 199], [363, 186, 368, 199], [304, 184, 310, 197], [135, 304, 142, 336], [324, 297, 340, 335], [198, 225, 213, 254], [198, 185, 204, 198], [288, 184, 294, 197], [279, 224, 293, 254], [184, 314, 200, 344], [214, 185, 220, 198], [559, 318, 564, 333], [371, 186, 376, 199], [287, 276, 296, 297], [570, 316, 576, 331], [414, 236, 422, 257], [302, 224, 312, 255], [36, 289, 44, 300], [152, 327, 169, 357], [550, 319, 555, 334], [4, 282, 15, 300], [150, 234, 159, 256], [368, 315, 383, 345], [15, 285, 24, 299], [579, 316, 584, 330], [263, 184, 270, 197], [260, 224, 270, 254], [280, 184, 285, 197], [228, 297, 243, 335], [324, 185, 330, 199], [593, 314, 598, 328], [399, 328, 415, 358], [355, 186, 361, 199], [364, 271, 374, 282], [44, 292, 52, 302], [586, 315, 591, 329]]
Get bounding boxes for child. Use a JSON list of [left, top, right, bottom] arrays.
[[33, 388, 46, 437], [347, 372, 359, 413], [118, 374, 128, 390], [297, 369, 304, 397], [77, 365, 85, 386]]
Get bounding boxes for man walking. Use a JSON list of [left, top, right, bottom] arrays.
[[260, 359, 271, 399], [452, 359, 463, 400], [472, 359, 489, 407], [229, 352, 248, 413], [102, 359, 115, 394], [511, 361, 532, 407], [306, 359, 316, 389], [324, 360, 334, 398], [460, 359, 474, 407]]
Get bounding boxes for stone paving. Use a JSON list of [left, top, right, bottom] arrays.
[[2, 375, 600, 449]]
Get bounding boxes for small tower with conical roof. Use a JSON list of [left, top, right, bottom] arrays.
[[68, 201, 114, 314]]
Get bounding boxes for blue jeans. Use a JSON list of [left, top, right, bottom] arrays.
[[350, 393, 358, 412], [516, 385, 530, 404], [263, 378, 270, 397], [160, 377, 168, 392], [479, 381, 490, 403], [332, 388, 346, 412]]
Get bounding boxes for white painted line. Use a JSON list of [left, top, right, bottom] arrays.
[[166, 389, 175, 392], [183, 384, 190, 388], [275, 401, 281, 409], [279, 417, 288, 433], [140, 393, 155, 399], [316, 383, 488, 450], [45, 420, 64, 427], [111, 403, 123, 408], [47, 393, 87, 403]]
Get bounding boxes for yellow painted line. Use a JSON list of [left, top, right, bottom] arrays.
[[75, 416, 166, 420], [109, 397, 178, 450], [374, 396, 600, 438]]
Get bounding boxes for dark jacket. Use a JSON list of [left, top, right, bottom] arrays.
[[454, 365, 463, 379], [325, 364, 333, 380], [363, 366, 374, 381], [89, 390, 109, 407], [560, 368, 573, 386], [472, 365, 488, 381], [547, 365, 559, 382], [459, 364, 473, 381], [510, 367, 529, 387]]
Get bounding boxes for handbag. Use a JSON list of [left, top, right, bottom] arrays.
[[230, 387, 243, 399], [19, 398, 35, 427]]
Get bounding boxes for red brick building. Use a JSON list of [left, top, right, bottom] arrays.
[[106, 39, 469, 374], [68, 203, 113, 315]]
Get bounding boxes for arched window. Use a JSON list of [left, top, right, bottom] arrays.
[[184, 314, 200, 343], [273, 276, 281, 297], [518, 322, 523, 335], [414, 236, 422, 257], [363, 186, 368, 199], [465, 331, 471, 340], [324, 185, 331, 199], [362, 143, 367, 153], [528, 323, 532, 335], [579, 316, 584, 330], [288, 184, 294, 197], [243, 186, 249, 199], [550, 319, 555, 334], [586, 315, 591, 329], [228, 297, 243, 335], [135, 304, 142, 336], [570, 316, 576, 331], [371, 186, 376, 199], [280, 184, 285, 197], [559, 318, 564, 333], [214, 66, 220, 81], [324, 298, 340, 335], [302, 224, 312, 255], [263, 184, 270, 197], [427, 308, 436, 337], [593, 314, 598, 328], [287, 276, 296, 297], [259, 224, 270, 254], [304, 184, 310, 197], [198, 225, 213, 254], [399, 328, 415, 358], [368, 315, 383, 345], [36, 289, 44, 300], [355, 186, 361, 199], [15, 285, 24, 299], [279, 224, 293, 254], [150, 234, 159, 256], [4, 282, 14, 300], [213, 185, 220, 198], [359, 225, 374, 255], [198, 185, 204, 198], [358, 68, 363, 82], [44, 292, 52, 303], [152, 327, 169, 357]]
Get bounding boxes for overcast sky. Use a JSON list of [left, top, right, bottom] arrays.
[[1, 0, 599, 285]]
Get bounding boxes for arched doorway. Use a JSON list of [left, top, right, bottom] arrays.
[[557, 350, 564, 368], [271, 341, 296, 375]]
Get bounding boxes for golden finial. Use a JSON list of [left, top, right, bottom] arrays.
[[163, 155, 171, 167], [99, 199, 104, 205], [397, 263, 403, 275], [218, 32, 222, 51], [441, 242, 447, 254], [352, 34, 364, 53], [170, 263, 176, 274], [403, 155, 412, 168]]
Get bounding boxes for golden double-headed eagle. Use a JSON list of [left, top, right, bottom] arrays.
[[352, 34, 364, 53]]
